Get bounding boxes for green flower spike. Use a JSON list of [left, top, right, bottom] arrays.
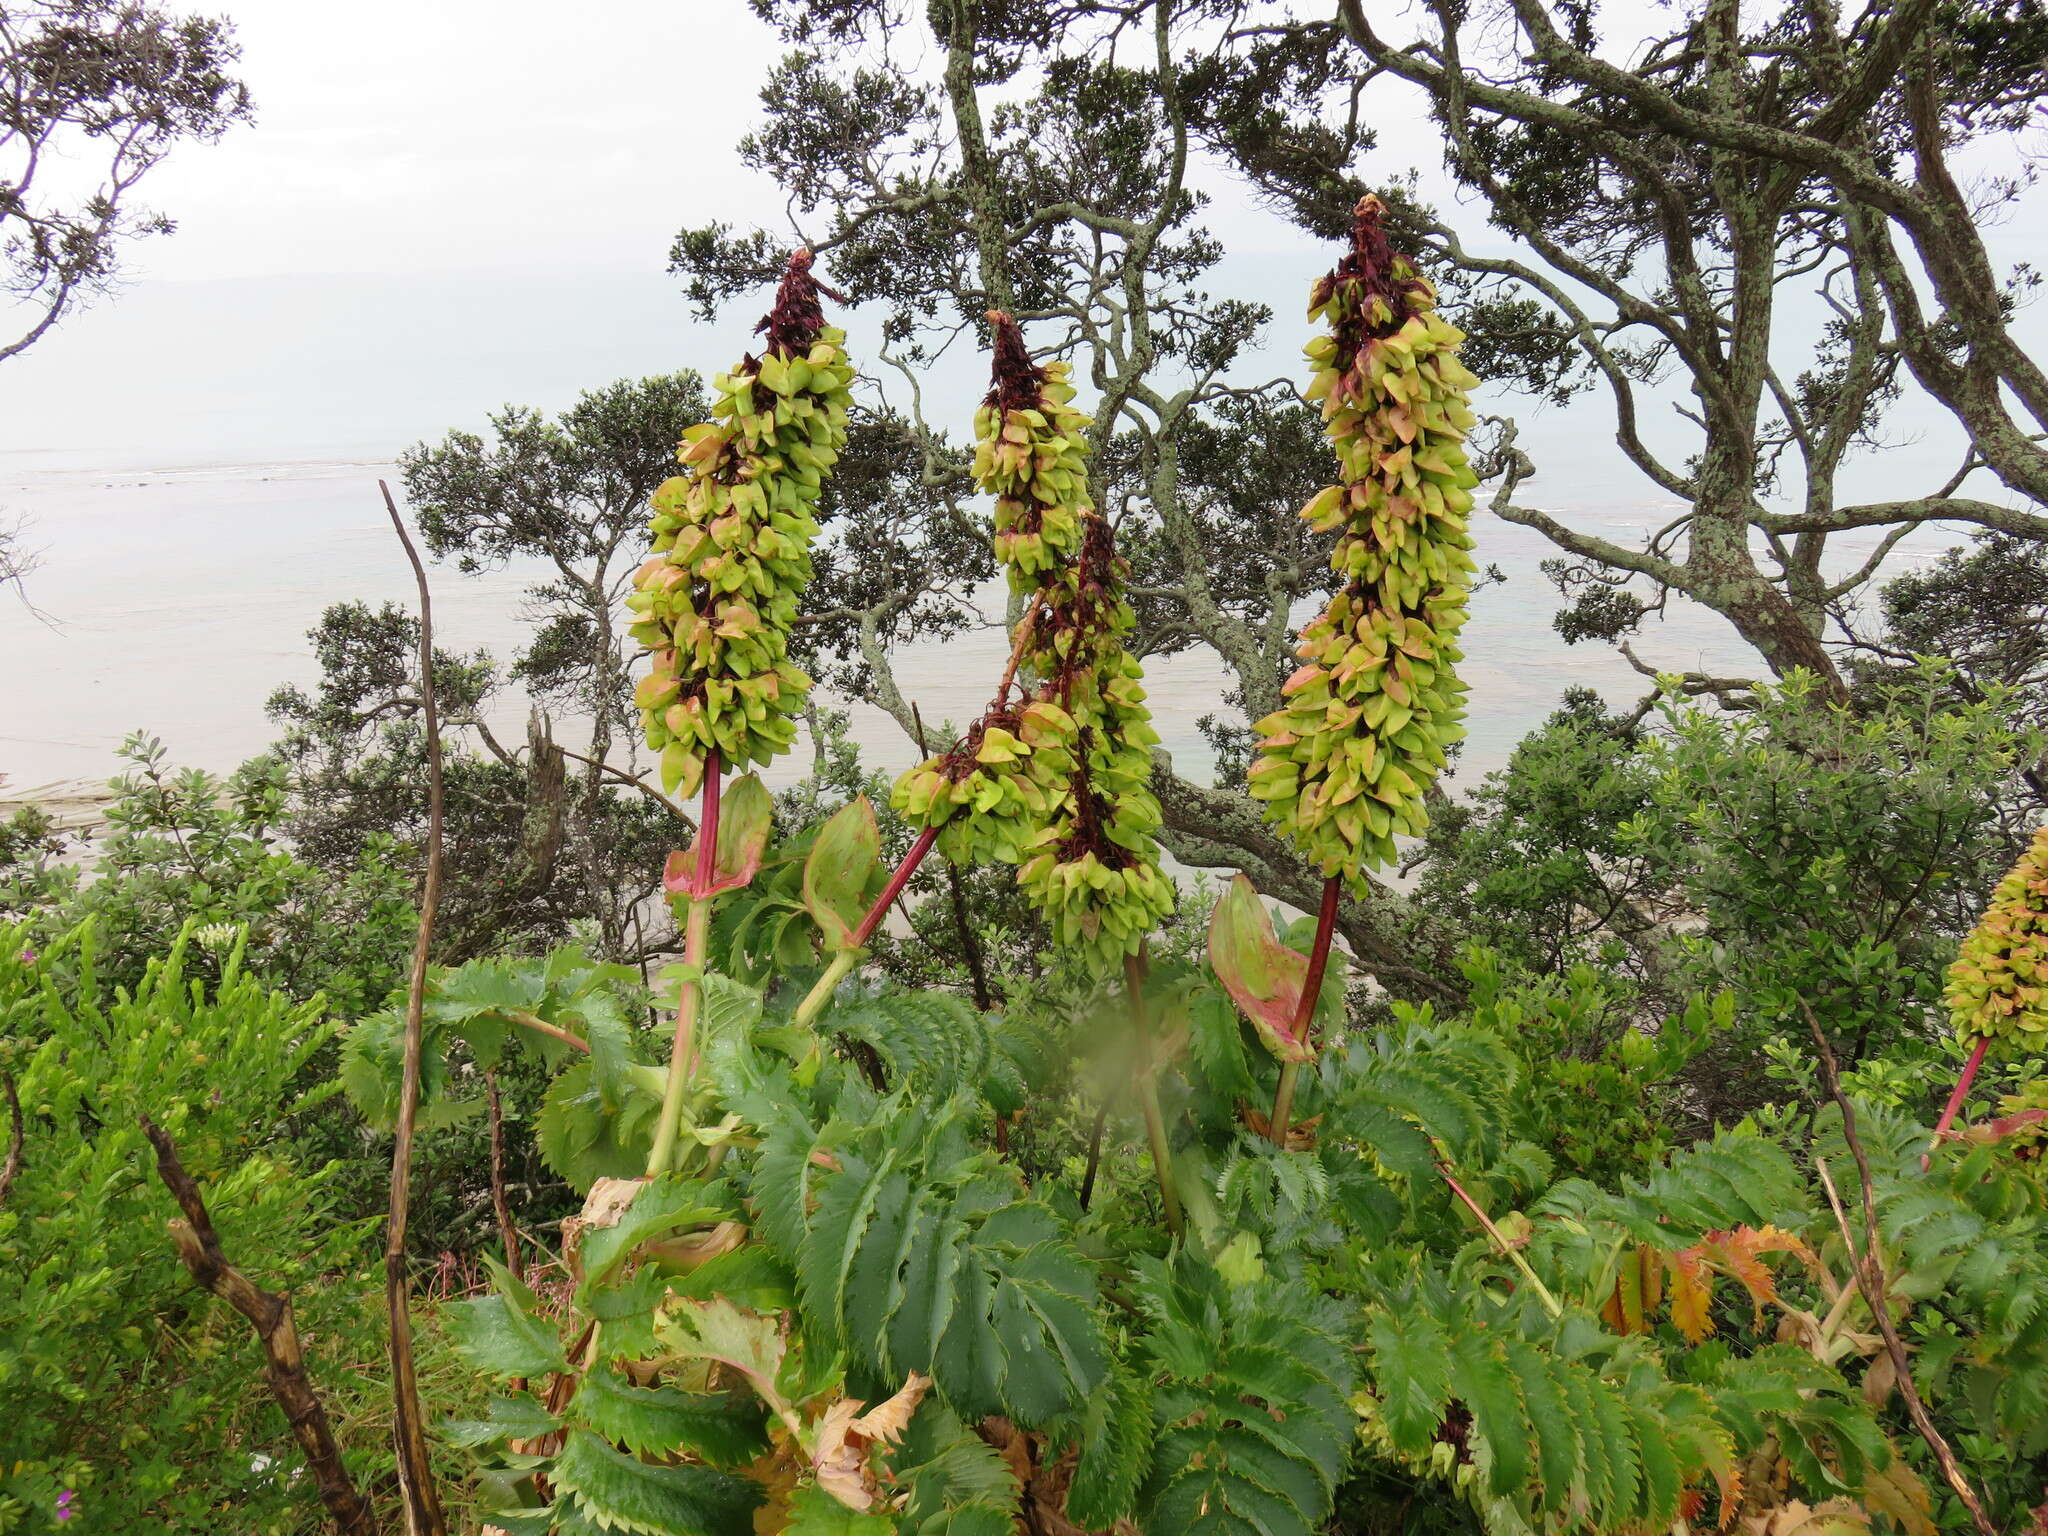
[[890, 313, 1174, 972], [1947, 824, 2048, 1057], [1248, 195, 1479, 890], [626, 248, 855, 799]]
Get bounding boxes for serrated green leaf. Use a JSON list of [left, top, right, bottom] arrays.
[[442, 1393, 561, 1449], [1369, 1308, 1451, 1455], [552, 1428, 761, 1536], [785, 1485, 894, 1536], [1504, 1340, 1578, 1513], [1066, 1364, 1152, 1528], [670, 1242, 798, 1312], [444, 1292, 563, 1380], [568, 1364, 770, 1468], [577, 1175, 731, 1299], [1448, 1329, 1527, 1499], [537, 1059, 669, 1194]]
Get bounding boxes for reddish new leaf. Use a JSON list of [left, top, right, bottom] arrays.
[[664, 773, 772, 900], [1208, 874, 1314, 1063]]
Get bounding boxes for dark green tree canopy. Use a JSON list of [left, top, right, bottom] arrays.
[[1, 0, 253, 361]]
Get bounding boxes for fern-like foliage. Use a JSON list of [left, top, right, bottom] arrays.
[[1357, 1268, 1736, 1536], [759, 1099, 1108, 1427], [822, 986, 1057, 1117], [704, 997, 1110, 1431], [1824, 1102, 2048, 1436], [1127, 1254, 1355, 1536], [340, 947, 648, 1169]]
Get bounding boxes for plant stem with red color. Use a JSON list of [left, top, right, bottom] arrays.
[[1268, 876, 1341, 1146], [1924, 1034, 1991, 1171], [646, 750, 721, 1177], [1438, 1158, 1561, 1317], [792, 824, 941, 1030]]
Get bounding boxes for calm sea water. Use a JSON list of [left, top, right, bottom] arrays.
[[0, 266, 1960, 810], [0, 452, 1770, 807]]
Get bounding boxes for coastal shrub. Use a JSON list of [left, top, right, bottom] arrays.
[[0, 922, 388, 1533]]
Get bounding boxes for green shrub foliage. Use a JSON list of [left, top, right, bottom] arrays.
[[0, 923, 377, 1532]]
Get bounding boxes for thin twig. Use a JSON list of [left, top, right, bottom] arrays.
[[380, 480, 449, 1536], [1802, 1000, 1997, 1536], [0, 1070, 21, 1208], [141, 1115, 379, 1536], [555, 745, 696, 831], [484, 1069, 521, 1284]]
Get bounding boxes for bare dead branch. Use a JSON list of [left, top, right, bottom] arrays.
[[379, 479, 449, 1536], [0, 1070, 21, 1208], [139, 1115, 378, 1536]]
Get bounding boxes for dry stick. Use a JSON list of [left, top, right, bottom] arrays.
[[1924, 1034, 1991, 1171], [646, 751, 721, 1178], [380, 481, 449, 1536], [141, 1115, 379, 1536], [1125, 948, 1184, 1236], [1268, 876, 1341, 1146], [555, 745, 697, 831], [0, 1069, 21, 1208], [1802, 1000, 1998, 1536], [484, 1070, 522, 1284]]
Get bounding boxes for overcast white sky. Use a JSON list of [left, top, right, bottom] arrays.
[[1, 0, 2040, 486], [131, 0, 792, 282]]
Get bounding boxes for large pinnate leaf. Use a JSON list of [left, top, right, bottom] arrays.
[[1134, 1256, 1354, 1536], [1207, 875, 1313, 1062], [566, 1364, 769, 1468], [550, 1428, 761, 1536], [1065, 1363, 1154, 1528], [760, 1115, 1109, 1428], [1367, 1309, 1451, 1455]]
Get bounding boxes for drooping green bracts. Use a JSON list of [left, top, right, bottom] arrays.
[[890, 314, 1174, 972], [627, 249, 854, 799], [1947, 824, 2048, 1057], [1247, 196, 1479, 890]]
